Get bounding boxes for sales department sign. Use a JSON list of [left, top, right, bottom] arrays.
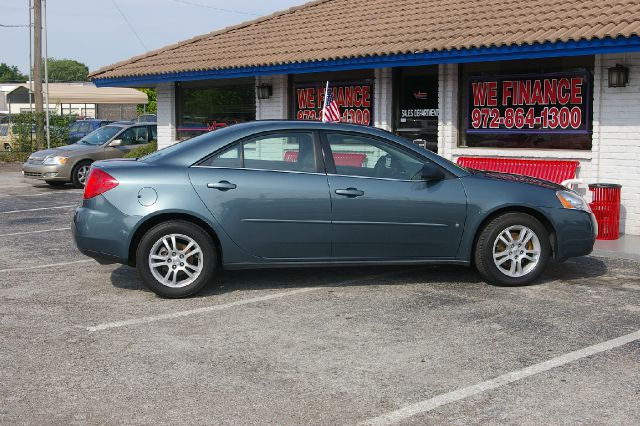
[[294, 80, 374, 126], [467, 71, 591, 134]]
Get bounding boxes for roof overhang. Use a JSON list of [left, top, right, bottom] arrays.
[[93, 36, 640, 87]]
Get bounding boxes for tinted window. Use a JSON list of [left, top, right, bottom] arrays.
[[201, 132, 316, 173], [118, 126, 148, 146], [149, 126, 157, 140], [326, 133, 424, 180]]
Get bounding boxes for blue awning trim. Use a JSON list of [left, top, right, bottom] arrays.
[[93, 36, 640, 87]]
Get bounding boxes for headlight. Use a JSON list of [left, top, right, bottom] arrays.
[[556, 190, 591, 212], [43, 155, 69, 165]]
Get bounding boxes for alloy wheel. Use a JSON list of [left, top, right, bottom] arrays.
[[492, 225, 541, 278], [148, 233, 203, 288]]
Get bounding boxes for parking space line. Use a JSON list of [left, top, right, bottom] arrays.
[[0, 204, 77, 214], [0, 259, 94, 273], [362, 329, 640, 425], [87, 268, 423, 332], [0, 227, 71, 237], [0, 191, 82, 198]]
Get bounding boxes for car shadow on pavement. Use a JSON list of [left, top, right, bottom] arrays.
[[109, 255, 610, 298]]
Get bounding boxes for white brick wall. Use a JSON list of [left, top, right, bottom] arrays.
[[595, 52, 640, 235], [437, 55, 640, 235], [256, 75, 288, 119], [374, 68, 393, 130], [156, 82, 176, 149]]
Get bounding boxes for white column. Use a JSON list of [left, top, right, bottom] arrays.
[[374, 68, 393, 131], [256, 75, 288, 119], [437, 63, 458, 160], [156, 82, 176, 149]]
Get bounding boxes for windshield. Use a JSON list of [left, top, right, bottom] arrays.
[[79, 125, 121, 145]]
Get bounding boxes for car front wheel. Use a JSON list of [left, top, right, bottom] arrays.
[[474, 212, 550, 286], [71, 160, 92, 188], [136, 220, 217, 298]]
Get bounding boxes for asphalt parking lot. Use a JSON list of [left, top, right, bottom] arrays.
[[0, 162, 639, 425]]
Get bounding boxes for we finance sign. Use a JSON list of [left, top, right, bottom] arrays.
[[467, 71, 591, 134], [294, 80, 374, 125]]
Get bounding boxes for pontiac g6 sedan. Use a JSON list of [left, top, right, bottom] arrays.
[[73, 121, 596, 298]]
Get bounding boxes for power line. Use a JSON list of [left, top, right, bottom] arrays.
[[110, 0, 148, 50], [171, 0, 260, 16]]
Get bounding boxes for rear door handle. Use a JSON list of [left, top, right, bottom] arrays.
[[335, 188, 364, 197], [207, 180, 237, 191]]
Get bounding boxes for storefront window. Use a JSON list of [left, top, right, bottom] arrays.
[[291, 70, 375, 126], [176, 79, 255, 140], [394, 66, 439, 152], [459, 57, 594, 150]]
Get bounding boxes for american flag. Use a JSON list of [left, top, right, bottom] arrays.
[[322, 81, 341, 123]]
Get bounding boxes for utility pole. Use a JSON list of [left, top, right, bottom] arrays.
[[33, 0, 44, 150]]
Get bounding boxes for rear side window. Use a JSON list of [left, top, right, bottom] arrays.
[[200, 132, 317, 173]]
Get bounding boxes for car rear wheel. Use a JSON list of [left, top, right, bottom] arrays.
[[71, 160, 92, 188], [136, 220, 216, 298], [474, 213, 550, 286]]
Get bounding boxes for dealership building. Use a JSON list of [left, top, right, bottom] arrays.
[[90, 0, 640, 236]]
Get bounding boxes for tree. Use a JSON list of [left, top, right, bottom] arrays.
[[137, 88, 157, 114], [0, 63, 28, 83], [45, 58, 89, 82]]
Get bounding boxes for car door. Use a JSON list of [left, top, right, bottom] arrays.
[[323, 131, 467, 259], [188, 131, 332, 260], [104, 126, 148, 158]]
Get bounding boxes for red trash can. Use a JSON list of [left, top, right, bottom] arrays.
[[588, 183, 622, 240]]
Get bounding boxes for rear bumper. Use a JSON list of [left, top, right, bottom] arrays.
[[541, 207, 597, 261], [72, 196, 139, 265]]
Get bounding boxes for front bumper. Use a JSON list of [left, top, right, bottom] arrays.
[[540, 207, 597, 261], [22, 162, 71, 181]]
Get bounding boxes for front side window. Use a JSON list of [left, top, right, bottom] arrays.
[[201, 132, 317, 173], [118, 126, 149, 146], [325, 133, 424, 180]]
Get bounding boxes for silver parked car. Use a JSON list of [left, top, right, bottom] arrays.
[[22, 123, 157, 188]]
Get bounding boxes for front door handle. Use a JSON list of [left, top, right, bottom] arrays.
[[335, 188, 364, 197], [207, 181, 237, 191]]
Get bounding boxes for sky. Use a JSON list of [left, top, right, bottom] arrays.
[[0, 0, 306, 74]]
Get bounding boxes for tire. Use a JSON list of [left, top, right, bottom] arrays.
[[136, 220, 217, 298], [45, 180, 66, 187], [474, 212, 550, 286], [71, 160, 92, 188]]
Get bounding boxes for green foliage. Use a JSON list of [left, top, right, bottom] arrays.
[[8, 112, 73, 152], [45, 58, 89, 82], [124, 140, 158, 158], [0, 151, 31, 163], [136, 88, 157, 115], [0, 63, 27, 83]]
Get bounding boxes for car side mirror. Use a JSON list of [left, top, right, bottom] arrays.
[[421, 162, 445, 182], [109, 139, 122, 147]]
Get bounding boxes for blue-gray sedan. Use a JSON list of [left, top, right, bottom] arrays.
[[72, 121, 597, 298]]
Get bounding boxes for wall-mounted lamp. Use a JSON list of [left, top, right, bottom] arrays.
[[608, 64, 629, 88], [256, 83, 273, 100]]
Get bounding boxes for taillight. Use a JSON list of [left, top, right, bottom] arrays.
[[83, 168, 119, 199]]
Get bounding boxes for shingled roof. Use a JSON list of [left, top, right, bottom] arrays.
[[90, 0, 640, 81]]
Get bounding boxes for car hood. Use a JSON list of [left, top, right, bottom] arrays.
[[473, 170, 565, 191], [30, 143, 101, 158]]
